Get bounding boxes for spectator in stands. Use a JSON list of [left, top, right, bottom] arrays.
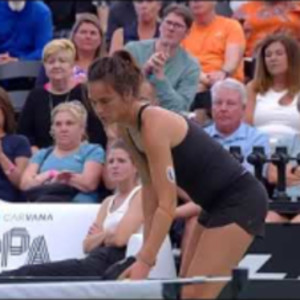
[[215, 0, 233, 17], [18, 39, 107, 151], [125, 3, 199, 113], [0, 87, 31, 202], [70, 13, 106, 82], [35, 13, 106, 87], [20, 101, 104, 203], [93, 1, 111, 34], [109, 0, 162, 55], [245, 34, 300, 150], [267, 132, 300, 223], [106, 1, 169, 49], [106, 1, 136, 49], [233, 1, 300, 58], [181, 0, 245, 125], [205, 78, 270, 175], [245, 34, 300, 224], [1, 139, 143, 276], [44, 0, 98, 38], [0, 0, 52, 63], [175, 78, 270, 268], [230, 1, 248, 13]]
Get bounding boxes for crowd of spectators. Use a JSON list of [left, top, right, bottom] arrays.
[[1, 0, 300, 262]]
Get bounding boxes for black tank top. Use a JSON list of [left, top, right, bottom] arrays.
[[130, 105, 246, 211], [123, 21, 160, 45]]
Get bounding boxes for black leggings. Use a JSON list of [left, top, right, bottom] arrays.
[[0, 246, 126, 277]]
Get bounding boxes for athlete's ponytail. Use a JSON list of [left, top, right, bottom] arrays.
[[88, 50, 144, 98]]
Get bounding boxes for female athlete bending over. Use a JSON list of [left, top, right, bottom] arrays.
[[87, 50, 268, 299]]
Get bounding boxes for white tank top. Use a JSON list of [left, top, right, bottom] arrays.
[[102, 185, 141, 231], [254, 89, 300, 137]]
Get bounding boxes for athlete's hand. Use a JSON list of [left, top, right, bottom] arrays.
[[119, 260, 151, 280]]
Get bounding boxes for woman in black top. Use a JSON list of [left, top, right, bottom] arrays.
[[18, 39, 106, 151], [87, 50, 268, 299], [109, 0, 161, 55], [0, 88, 31, 202]]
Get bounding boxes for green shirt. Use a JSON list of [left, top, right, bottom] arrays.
[[125, 39, 200, 113]]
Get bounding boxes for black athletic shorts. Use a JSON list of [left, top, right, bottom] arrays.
[[198, 172, 269, 237]]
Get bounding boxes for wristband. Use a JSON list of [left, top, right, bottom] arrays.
[[48, 169, 58, 179]]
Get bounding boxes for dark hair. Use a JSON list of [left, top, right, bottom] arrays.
[[0, 87, 16, 134], [88, 50, 144, 98], [162, 3, 193, 30], [253, 34, 300, 96]]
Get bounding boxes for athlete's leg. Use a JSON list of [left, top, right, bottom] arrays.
[[266, 210, 290, 223], [290, 214, 300, 223], [179, 217, 204, 277], [181, 223, 253, 299]]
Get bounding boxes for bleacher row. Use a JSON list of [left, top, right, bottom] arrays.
[[0, 2, 300, 217], [0, 61, 42, 114], [0, 2, 300, 206]]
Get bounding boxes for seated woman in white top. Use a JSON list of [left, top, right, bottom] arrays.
[[1, 139, 143, 277], [245, 34, 300, 152]]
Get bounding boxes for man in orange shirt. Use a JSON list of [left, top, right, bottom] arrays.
[[181, 1, 245, 124], [233, 1, 300, 58]]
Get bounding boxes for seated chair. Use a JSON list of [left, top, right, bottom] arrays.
[[126, 233, 177, 279], [0, 61, 42, 113]]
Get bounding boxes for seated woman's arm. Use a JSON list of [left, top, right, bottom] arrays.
[[103, 189, 143, 247], [67, 160, 103, 192], [20, 148, 56, 190], [83, 197, 111, 254], [0, 137, 31, 187], [109, 28, 124, 56], [245, 81, 257, 124], [20, 162, 52, 190], [268, 163, 300, 187], [0, 154, 29, 187], [65, 145, 105, 192]]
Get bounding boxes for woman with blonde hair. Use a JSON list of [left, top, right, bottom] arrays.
[[36, 13, 106, 86], [20, 101, 105, 203], [18, 38, 107, 152]]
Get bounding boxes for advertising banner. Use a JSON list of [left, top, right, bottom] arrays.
[[0, 201, 99, 272]]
